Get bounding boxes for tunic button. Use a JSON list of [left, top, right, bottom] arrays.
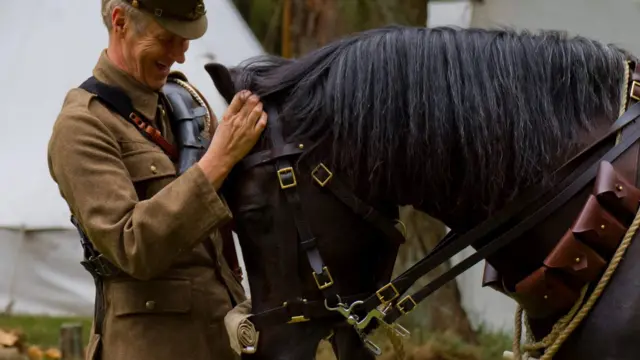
[[145, 300, 155, 310], [150, 164, 158, 174]]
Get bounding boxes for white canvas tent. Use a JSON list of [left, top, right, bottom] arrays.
[[0, 0, 263, 317]]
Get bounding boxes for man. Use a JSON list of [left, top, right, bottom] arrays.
[[47, 0, 266, 359]]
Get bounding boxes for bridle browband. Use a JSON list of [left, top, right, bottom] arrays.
[[232, 60, 640, 355]]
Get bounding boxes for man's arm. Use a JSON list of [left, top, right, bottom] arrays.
[[48, 108, 232, 280]]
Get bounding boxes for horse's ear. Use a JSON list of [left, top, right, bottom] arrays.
[[204, 62, 236, 104]]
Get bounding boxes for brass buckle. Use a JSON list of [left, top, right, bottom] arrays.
[[375, 283, 399, 304], [311, 163, 333, 187], [277, 167, 297, 189], [631, 81, 640, 102], [396, 296, 417, 315], [287, 315, 310, 324], [283, 300, 310, 324], [313, 266, 334, 289]]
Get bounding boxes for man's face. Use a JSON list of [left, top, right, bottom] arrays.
[[121, 18, 190, 90]]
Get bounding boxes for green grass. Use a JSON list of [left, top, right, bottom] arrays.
[[0, 315, 511, 359], [0, 314, 92, 348]]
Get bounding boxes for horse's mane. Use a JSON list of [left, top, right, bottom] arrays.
[[232, 25, 631, 219]]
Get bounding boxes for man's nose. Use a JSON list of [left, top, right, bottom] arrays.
[[174, 51, 186, 64], [169, 40, 188, 64]]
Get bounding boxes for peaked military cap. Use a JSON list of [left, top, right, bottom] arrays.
[[125, 0, 208, 40]]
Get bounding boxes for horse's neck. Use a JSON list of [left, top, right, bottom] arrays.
[[475, 112, 640, 339]]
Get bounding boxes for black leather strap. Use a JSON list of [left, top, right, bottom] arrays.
[[79, 76, 178, 161], [238, 105, 407, 328], [308, 162, 406, 246], [239, 142, 306, 170], [358, 102, 640, 326], [382, 116, 640, 324], [248, 293, 368, 330], [70, 214, 115, 360], [265, 106, 339, 305]]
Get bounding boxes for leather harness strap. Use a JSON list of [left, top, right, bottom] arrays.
[[379, 104, 640, 325], [250, 293, 369, 331], [243, 106, 406, 330], [79, 76, 179, 161], [247, 106, 340, 327], [239, 142, 306, 170], [345, 63, 640, 330], [239, 102, 640, 334], [239, 147, 406, 247], [308, 162, 406, 246]]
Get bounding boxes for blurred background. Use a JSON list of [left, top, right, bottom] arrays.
[[1, 0, 639, 359]]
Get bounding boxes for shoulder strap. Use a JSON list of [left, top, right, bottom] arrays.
[[161, 77, 211, 175], [79, 76, 178, 161]]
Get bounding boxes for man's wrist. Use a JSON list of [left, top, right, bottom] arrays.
[[197, 152, 233, 190]]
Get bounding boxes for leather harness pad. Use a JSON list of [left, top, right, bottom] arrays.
[[571, 195, 626, 259], [594, 160, 640, 224], [514, 267, 581, 319], [511, 161, 640, 319], [544, 229, 606, 285]]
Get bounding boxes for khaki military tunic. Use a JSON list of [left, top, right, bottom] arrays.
[[47, 50, 246, 360]]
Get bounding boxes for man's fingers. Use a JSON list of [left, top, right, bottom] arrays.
[[245, 102, 264, 127], [254, 111, 267, 132], [239, 95, 260, 120], [226, 90, 250, 116]]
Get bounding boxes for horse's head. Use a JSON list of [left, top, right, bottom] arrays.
[[205, 61, 404, 359], [205, 26, 640, 360]]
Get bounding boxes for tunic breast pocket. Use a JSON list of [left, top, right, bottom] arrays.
[[121, 148, 177, 199]]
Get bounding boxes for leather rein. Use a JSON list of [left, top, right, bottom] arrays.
[[233, 60, 640, 352]]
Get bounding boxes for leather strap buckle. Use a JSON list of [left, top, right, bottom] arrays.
[[312, 266, 334, 289], [81, 254, 119, 278], [631, 80, 640, 102], [311, 163, 333, 187], [283, 299, 311, 324], [277, 167, 297, 189], [396, 296, 417, 315], [376, 283, 400, 304]]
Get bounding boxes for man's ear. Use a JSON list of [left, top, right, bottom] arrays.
[[204, 63, 236, 105], [112, 6, 127, 35]]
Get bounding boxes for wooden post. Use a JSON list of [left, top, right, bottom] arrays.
[[59, 323, 83, 360]]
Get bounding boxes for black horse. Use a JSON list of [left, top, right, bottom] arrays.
[[206, 25, 640, 359]]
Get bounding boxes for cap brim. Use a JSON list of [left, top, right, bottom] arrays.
[[155, 14, 208, 40]]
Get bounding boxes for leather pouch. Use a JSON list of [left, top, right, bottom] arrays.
[[571, 194, 626, 259], [543, 229, 606, 285], [513, 267, 580, 319], [594, 161, 640, 225]]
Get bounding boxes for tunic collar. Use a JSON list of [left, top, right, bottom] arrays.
[[92, 49, 159, 122]]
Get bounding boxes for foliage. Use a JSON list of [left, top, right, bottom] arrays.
[[232, 0, 427, 56]]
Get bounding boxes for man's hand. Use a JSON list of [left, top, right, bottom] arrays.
[[198, 90, 267, 189]]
